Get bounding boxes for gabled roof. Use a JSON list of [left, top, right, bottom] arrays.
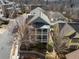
[[59, 23, 76, 38], [30, 7, 45, 15], [69, 22, 79, 33], [27, 12, 50, 25], [59, 22, 79, 39], [68, 23, 79, 38], [66, 49, 79, 59], [48, 11, 66, 20], [73, 33, 79, 39]]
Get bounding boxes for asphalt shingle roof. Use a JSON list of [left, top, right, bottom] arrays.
[[59, 23, 76, 38], [69, 23, 79, 33], [66, 49, 79, 59], [59, 22, 79, 39]]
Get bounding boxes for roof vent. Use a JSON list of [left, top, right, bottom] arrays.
[[51, 18, 54, 22]]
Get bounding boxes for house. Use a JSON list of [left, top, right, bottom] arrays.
[[59, 22, 79, 49], [27, 11, 50, 43], [26, 7, 68, 43], [48, 11, 67, 38], [66, 49, 79, 59], [48, 11, 68, 22], [10, 7, 71, 59], [0, 0, 21, 18]]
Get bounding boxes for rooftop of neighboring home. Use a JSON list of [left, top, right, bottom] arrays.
[[59, 22, 79, 39], [66, 49, 79, 59], [0, 0, 14, 5]]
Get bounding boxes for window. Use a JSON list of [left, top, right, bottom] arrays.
[[37, 29, 41, 34], [37, 35, 41, 41], [29, 28, 49, 43], [43, 29, 47, 34], [36, 29, 48, 42], [33, 22, 44, 28], [42, 35, 47, 39], [42, 35, 47, 42]]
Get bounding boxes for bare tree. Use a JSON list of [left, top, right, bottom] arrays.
[[14, 17, 37, 51]]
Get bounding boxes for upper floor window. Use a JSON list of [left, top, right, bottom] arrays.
[[33, 22, 45, 28]]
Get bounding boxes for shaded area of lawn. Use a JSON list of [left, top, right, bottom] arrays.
[[20, 42, 47, 54], [0, 19, 9, 28]]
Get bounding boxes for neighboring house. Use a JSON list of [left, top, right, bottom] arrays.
[[0, 0, 21, 18], [66, 49, 79, 59], [48, 11, 68, 22], [59, 22, 79, 49], [2, 2, 15, 17], [48, 11, 67, 38]]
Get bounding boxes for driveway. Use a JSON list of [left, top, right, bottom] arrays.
[[0, 28, 13, 59]]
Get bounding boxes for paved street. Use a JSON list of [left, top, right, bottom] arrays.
[[0, 28, 13, 59], [0, 14, 27, 59]]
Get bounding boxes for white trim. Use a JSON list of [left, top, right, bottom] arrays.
[[27, 12, 50, 25]]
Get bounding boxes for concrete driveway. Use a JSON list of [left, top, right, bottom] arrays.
[[0, 28, 13, 59]]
